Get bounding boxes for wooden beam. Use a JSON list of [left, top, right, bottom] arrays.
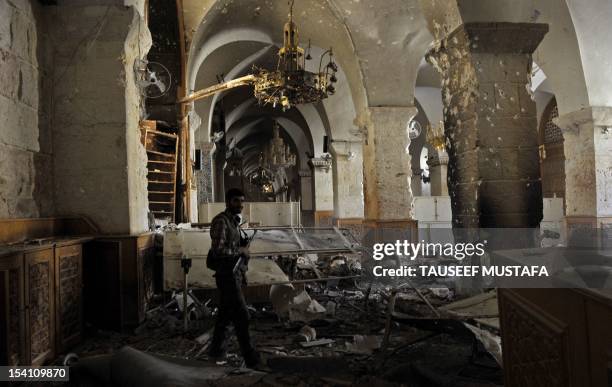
[[178, 75, 256, 104], [176, 0, 189, 222]]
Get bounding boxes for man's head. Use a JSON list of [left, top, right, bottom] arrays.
[[225, 188, 245, 215]]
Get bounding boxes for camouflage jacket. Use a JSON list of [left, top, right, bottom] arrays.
[[207, 209, 244, 273]]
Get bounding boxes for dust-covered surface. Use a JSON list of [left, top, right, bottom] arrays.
[[55, 255, 503, 387]]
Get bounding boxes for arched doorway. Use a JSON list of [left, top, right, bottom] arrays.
[[538, 98, 566, 205]]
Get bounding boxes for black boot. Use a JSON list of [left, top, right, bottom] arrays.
[[243, 349, 262, 369]]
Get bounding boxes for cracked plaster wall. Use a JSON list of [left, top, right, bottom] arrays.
[[0, 0, 54, 218]]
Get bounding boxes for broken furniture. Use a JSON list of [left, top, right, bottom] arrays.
[[83, 233, 156, 331], [163, 227, 359, 291], [0, 217, 97, 366], [382, 287, 501, 367], [162, 225, 360, 326], [141, 120, 179, 222]]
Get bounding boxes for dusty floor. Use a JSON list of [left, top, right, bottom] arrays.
[[55, 276, 503, 386]]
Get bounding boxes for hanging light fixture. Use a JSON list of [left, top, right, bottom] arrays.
[[180, 0, 339, 110], [247, 121, 297, 195], [252, 0, 338, 111], [262, 121, 297, 170]]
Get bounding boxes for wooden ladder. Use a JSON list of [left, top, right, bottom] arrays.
[[141, 121, 178, 222]]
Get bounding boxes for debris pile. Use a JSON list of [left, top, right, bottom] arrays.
[[66, 251, 503, 386]]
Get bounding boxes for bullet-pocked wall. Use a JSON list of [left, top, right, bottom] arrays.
[[0, 0, 153, 232]]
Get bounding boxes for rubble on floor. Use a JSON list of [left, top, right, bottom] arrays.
[[60, 254, 503, 386]]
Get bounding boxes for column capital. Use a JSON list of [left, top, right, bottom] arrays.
[[427, 151, 449, 167], [446, 22, 549, 54], [309, 156, 332, 172], [554, 106, 612, 133]]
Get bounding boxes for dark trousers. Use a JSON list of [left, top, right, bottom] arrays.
[[209, 273, 257, 362]]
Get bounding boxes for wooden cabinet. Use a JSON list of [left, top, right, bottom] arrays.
[[24, 248, 55, 366], [0, 217, 95, 366], [54, 244, 83, 353], [0, 242, 86, 366], [499, 288, 612, 387], [0, 253, 25, 366], [83, 233, 155, 331]]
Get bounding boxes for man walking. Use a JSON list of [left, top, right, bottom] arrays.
[[206, 188, 260, 368]]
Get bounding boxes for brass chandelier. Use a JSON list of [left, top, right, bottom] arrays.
[[262, 121, 297, 169], [248, 121, 296, 195], [180, 1, 338, 110]]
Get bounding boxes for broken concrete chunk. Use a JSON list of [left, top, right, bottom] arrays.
[[195, 329, 213, 345], [345, 335, 382, 354], [464, 323, 502, 366], [269, 283, 296, 319], [270, 284, 327, 322], [296, 325, 317, 342], [288, 290, 327, 322], [429, 287, 453, 300]]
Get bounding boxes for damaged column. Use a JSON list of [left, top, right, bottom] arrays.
[[196, 141, 214, 203], [554, 107, 612, 230], [361, 106, 417, 229], [428, 23, 548, 227]]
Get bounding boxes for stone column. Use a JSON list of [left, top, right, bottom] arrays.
[[428, 150, 449, 196], [411, 168, 423, 197], [554, 107, 612, 229], [299, 169, 313, 211], [195, 141, 214, 207], [428, 22, 548, 228], [361, 106, 417, 224], [330, 142, 365, 220], [310, 157, 334, 226]]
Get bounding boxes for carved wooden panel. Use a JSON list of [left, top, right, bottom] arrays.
[[138, 245, 155, 319], [8, 268, 22, 365], [55, 244, 82, 351], [25, 249, 54, 366], [499, 290, 570, 387], [0, 254, 24, 366]]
